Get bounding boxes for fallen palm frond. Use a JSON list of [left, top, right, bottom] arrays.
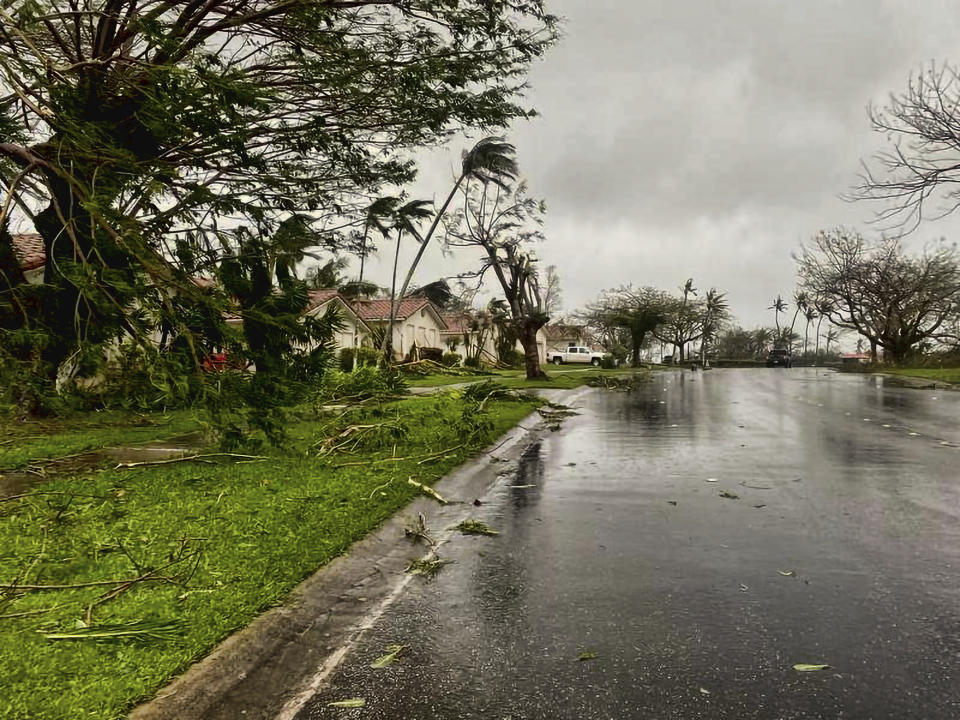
[[455, 519, 499, 536], [405, 556, 453, 577], [404, 513, 435, 546], [406, 478, 449, 505], [43, 619, 182, 643]]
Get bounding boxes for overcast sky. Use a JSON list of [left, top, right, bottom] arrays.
[[362, 0, 960, 329]]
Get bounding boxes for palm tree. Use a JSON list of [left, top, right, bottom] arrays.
[[802, 305, 818, 356], [752, 327, 773, 356], [385, 199, 434, 359], [768, 295, 787, 335], [391, 137, 518, 315], [357, 196, 400, 286], [824, 327, 841, 355], [813, 300, 830, 360], [699, 288, 728, 366], [787, 290, 808, 352], [673, 278, 697, 361]]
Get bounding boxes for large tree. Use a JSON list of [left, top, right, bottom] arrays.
[[446, 181, 550, 379], [796, 229, 960, 362], [584, 286, 672, 367], [0, 1, 557, 402]]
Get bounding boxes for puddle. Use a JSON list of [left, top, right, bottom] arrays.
[[0, 432, 208, 499]]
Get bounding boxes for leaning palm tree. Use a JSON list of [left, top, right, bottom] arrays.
[[768, 295, 787, 334], [824, 327, 841, 355], [391, 137, 518, 313], [357, 196, 401, 285], [787, 290, 808, 352], [384, 199, 434, 359], [802, 305, 818, 356]]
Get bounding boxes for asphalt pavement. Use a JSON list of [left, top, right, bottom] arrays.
[[291, 368, 960, 720]]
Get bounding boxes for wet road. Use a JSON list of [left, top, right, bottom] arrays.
[[295, 368, 960, 719]]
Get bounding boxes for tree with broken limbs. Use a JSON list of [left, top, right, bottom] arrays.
[[796, 229, 960, 363], [0, 0, 558, 411], [446, 178, 550, 379]]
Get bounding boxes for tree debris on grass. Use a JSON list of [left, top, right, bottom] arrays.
[[455, 519, 499, 536], [404, 514, 435, 546], [370, 644, 406, 669], [405, 556, 453, 578], [43, 619, 182, 643]]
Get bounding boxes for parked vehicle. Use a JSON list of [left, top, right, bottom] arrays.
[[765, 348, 792, 368], [548, 346, 604, 366]]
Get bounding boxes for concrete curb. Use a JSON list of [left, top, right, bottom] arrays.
[[129, 387, 591, 720]]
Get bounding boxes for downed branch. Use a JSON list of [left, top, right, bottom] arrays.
[[314, 420, 406, 458], [404, 513, 436, 546], [405, 556, 453, 577], [43, 619, 183, 643], [406, 478, 449, 505], [115, 453, 267, 469], [455, 519, 499, 536]]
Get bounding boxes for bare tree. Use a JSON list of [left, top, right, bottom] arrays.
[[796, 229, 960, 363], [855, 64, 960, 231], [446, 181, 550, 379]]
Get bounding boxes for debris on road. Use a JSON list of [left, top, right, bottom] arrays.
[[455, 519, 499, 536], [370, 644, 405, 669], [404, 513, 435, 546], [793, 663, 830, 672], [778, 570, 796, 577], [578, 651, 597, 661], [406, 478, 449, 505], [405, 556, 453, 578], [327, 698, 366, 708], [719, 490, 739, 499]]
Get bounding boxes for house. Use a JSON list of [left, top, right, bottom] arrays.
[[350, 297, 448, 360], [440, 312, 499, 364], [840, 353, 871, 367], [9, 233, 45, 284], [304, 289, 371, 351]]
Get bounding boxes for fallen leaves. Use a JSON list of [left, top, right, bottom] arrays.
[[370, 644, 405, 669]]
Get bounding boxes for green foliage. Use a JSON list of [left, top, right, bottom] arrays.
[[319, 366, 408, 401], [338, 346, 383, 371], [442, 352, 463, 367], [463, 355, 482, 368], [0, 394, 536, 719], [600, 354, 618, 369], [497, 348, 523, 368]]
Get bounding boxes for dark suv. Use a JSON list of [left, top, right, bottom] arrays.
[[765, 348, 792, 368]]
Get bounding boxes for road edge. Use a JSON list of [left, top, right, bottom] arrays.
[[128, 386, 592, 720]]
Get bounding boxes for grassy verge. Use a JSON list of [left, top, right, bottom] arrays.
[[0, 392, 539, 720], [878, 367, 960, 385], [0, 410, 201, 471], [409, 366, 643, 390]]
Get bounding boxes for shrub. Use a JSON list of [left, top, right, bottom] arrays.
[[497, 348, 523, 368], [464, 356, 481, 368], [442, 352, 462, 367], [339, 346, 382, 371], [600, 354, 617, 369]]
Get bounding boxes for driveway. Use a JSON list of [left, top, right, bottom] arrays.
[[291, 368, 960, 719]]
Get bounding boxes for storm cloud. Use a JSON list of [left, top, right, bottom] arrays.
[[364, 0, 960, 328]]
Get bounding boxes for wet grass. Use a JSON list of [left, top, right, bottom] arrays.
[[0, 410, 202, 471], [0, 393, 538, 720], [409, 367, 646, 391], [880, 367, 960, 385]]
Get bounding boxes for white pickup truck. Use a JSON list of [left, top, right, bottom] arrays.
[[547, 346, 604, 366]]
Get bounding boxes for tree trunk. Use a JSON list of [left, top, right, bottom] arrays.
[[869, 338, 878, 363], [518, 320, 546, 379]]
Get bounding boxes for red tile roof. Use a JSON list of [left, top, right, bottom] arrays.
[[351, 297, 446, 327], [305, 288, 341, 313], [440, 312, 472, 334], [10, 233, 45, 271]]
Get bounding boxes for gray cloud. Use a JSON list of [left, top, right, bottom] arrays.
[[362, 0, 960, 329]]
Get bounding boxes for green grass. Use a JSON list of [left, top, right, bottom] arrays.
[[880, 367, 960, 385], [0, 410, 202, 471], [0, 393, 539, 720], [409, 366, 642, 390]]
